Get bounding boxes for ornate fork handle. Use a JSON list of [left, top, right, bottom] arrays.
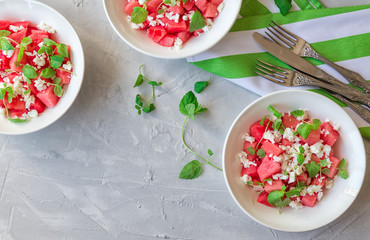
[[303, 45, 370, 93], [330, 93, 370, 124], [295, 73, 370, 108]]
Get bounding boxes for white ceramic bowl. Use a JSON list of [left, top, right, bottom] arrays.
[[103, 0, 241, 59], [223, 90, 366, 232], [0, 0, 84, 135]]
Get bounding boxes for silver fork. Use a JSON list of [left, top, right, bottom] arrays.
[[266, 20, 370, 93], [254, 60, 370, 121]]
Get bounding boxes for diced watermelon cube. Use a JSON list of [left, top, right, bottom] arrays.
[[30, 97, 45, 113], [8, 29, 27, 46], [311, 153, 321, 163], [5, 96, 26, 110], [176, 31, 192, 44], [241, 164, 259, 179], [261, 141, 283, 156], [168, 5, 185, 15], [36, 85, 60, 107], [56, 69, 72, 85], [192, 28, 204, 36], [0, 20, 10, 30], [250, 120, 270, 142], [257, 158, 281, 181], [210, 0, 223, 6], [166, 20, 187, 33], [9, 21, 30, 30], [311, 175, 326, 187], [320, 122, 340, 147], [264, 180, 283, 193], [297, 172, 308, 183], [281, 139, 293, 147], [257, 191, 273, 207], [183, 0, 195, 11], [146, 0, 163, 13], [195, 0, 209, 12], [325, 156, 341, 178], [158, 34, 177, 47], [9, 109, 27, 118], [0, 54, 10, 70], [9, 48, 28, 73], [148, 26, 167, 43], [282, 113, 301, 130], [204, 3, 219, 18], [28, 30, 50, 52], [299, 128, 320, 146], [243, 141, 257, 161], [124, 0, 141, 15], [301, 195, 317, 207]]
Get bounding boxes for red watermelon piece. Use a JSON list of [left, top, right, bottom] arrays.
[[299, 128, 320, 146], [56, 69, 72, 85], [166, 20, 187, 33], [158, 34, 177, 47], [243, 141, 258, 161], [176, 31, 192, 44], [257, 191, 273, 207], [282, 113, 301, 130], [204, 3, 219, 18], [146, 0, 163, 13], [36, 85, 60, 107], [0, 20, 10, 30], [264, 180, 283, 193], [324, 157, 341, 178], [148, 26, 167, 43], [210, 0, 223, 6], [320, 122, 340, 147], [257, 158, 281, 181], [261, 141, 283, 156], [30, 97, 46, 113], [241, 164, 259, 179], [9, 48, 28, 72], [168, 5, 185, 15], [195, 0, 209, 12], [124, 0, 141, 15], [8, 29, 27, 46], [301, 195, 317, 207], [183, 0, 195, 11]]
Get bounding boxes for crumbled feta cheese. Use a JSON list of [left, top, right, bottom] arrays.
[[28, 109, 38, 118], [242, 133, 255, 143], [288, 171, 296, 184], [266, 180, 272, 185], [289, 200, 303, 209], [22, 92, 35, 109], [333, 122, 341, 131], [283, 128, 295, 142], [317, 191, 323, 201], [131, 22, 145, 30], [34, 78, 47, 91], [310, 142, 324, 158], [241, 174, 252, 184], [0, 71, 6, 78], [253, 184, 264, 192], [12, 76, 23, 96], [182, 15, 189, 21], [324, 130, 330, 137], [306, 185, 322, 195], [33, 54, 46, 69], [325, 179, 334, 189], [138, 0, 145, 5], [9, 25, 25, 32], [3, 50, 14, 58], [295, 166, 303, 176], [263, 130, 275, 143], [38, 41, 44, 48], [63, 61, 73, 71], [322, 144, 331, 158], [238, 151, 257, 168], [37, 22, 56, 34], [217, 2, 225, 13], [273, 156, 282, 162], [173, 37, 183, 51], [25, 51, 35, 57], [268, 153, 273, 158]]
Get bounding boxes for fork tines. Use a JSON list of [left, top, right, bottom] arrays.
[[254, 60, 289, 86], [266, 21, 299, 48]]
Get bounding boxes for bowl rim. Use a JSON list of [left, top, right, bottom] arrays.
[[222, 89, 366, 232], [0, 0, 85, 135], [102, 0, 242, 59]]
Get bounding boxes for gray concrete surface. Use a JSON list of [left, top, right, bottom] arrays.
[[0, 0, 369, 239]]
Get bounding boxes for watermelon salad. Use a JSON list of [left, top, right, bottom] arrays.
[[124, 0, 225, 49], [239, 106, 349, 212], [0, 20, 73, 122]]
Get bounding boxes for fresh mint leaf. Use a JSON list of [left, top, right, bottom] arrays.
[[143, 103, 155, 113], [0, 30, 11, 38], [136, 94, 143, 107], [50, 55, 64, 69], [267, 105, 282, 118], [54, 85, 63, 97], [281, 198, 291, 207], [53, 77, 62, 85], [257, 149, 265, 158], [286, 188, 301, 198], [274, 0, 292, 16], [41, 68, 56, 79], [182, 0, 188, 3], [45, 46, 53, 55], [305, 161, 320, 178], [297, 154, 304, 165], [267, 190, 285, 205], [9, 118, 27, 123], [291, 110, 304, 117], [185, 103, 196, 120], [319, 159, 328, 167], [322, 168, 330, 175], [338, 158, 346, 169], [260, 115, 268, 126], [299, 146, 305, 154], [194, 80, 209, 94], [158, 9, 165, 14], [38, 46, 45, 55], [43, 38, 57, 47], [179, 160, 203, 179], [312, 119, 321, 130], [247, 147, 255, 155], [57, 43, 69, 58], [131, 7, 148, 24], [24, 89, 31, 95], [21, 37, 32, 46], [0, 88, 5, 100], [5, 86, 13, 103], [246, 181, 253, 186], [339, 169, 349, 179], [134, 74, 144, 87], [22, 65, 37, 79], [208, 149, 213, 157], [190, 10, 205, 32], [147, 81, 162, 86], [272, 118, 282, 131], [0, 38, 14, 51], [17, 45, 26, 63], [179, 91, 198, 116], [297, 181, 306, 188], [263, 178, 272, 182], [297, 123, 311, 139]]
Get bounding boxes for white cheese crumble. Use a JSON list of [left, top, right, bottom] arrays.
[[240, 174, 252, 184], [310, 142, 324, 158], [37, 22, 56, 34], [63, 61, 73, 71], [322, 144, 331, 158], [288, 171, 296, 184], [289, 200, 303, 209], [306, 185, 322, 195], [33, 54, 46, 69], [317, 191, 323, 201], [131, 22, 145, 30], [3, 50, 14, 58], [283, 128, 295, 142], [173, 37, 183, 51], [273, 156, 282, 162], [325, 179, 334, 189], [217, 2, 225, 13], [22, 93, 35, 110], [34, 78, 48, 91], [238, 151, 257, 168], [263, 130, 275, 143], [243, 133, 255, 143], [138, 0, 145, 5], [28, 109, 38, 118], [9, 25, 25, 32]]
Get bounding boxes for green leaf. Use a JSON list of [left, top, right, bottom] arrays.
[[53, 77, 62, 85], [185, 103, 196, 120], [297, 181, 306, 188], [0, 30, 11, 38], [41, 68, 56, 79], [312, 119, 321, 130], [45, 46, 53, 55], [190, 10, 205, 32], [338, 158, 346, 169], [319, 159, 328, 167], [134, 74, 144, 87], [305, 161, 320, 178], [321, 168, 331, 175], [179, 91, 198, 116], [0, 38, 14, 51], [274, 0, 292, 16], [43, 38, 57, 47], [260, 115, 268, 126], [299, 146, 305, 154], [135, 94, 143, 107], [179, 160, 202, 179], [182, 0, 188, 3], [16, 45, 25, 63], [339, 169, 349, 179], [25, 77, 31, 85], [50, 55, 64, 69], [142, 103, 155, 113], [297, 154, 304, 165], [131, 7, 148, 24], [24, 89, 31, 95], [147, 81, 162, 86], [195, 107, 207, 113], [247, 147, 255, 155], [291, 110, 304, 118], [267, 105, 282, 118], [208, 149, 213, 157], [157, 9, 165, 15], [281, 198, 291, 207], [257, 149, 265, 158], [263, 178, 272, 182], [5, 86, 13, 103], [267, 190, 285, 205], [246, 181, 253, 186], [57, 43, 69, 58], [22, 65, 37, 79], [9, 118, 27, 123], [38, 46, 45, 55], [54, 85, 63, 97], [21, 37, 32, 46], [297, 124, 312, 139], [194, 80, 209, 93], [272, 118, 282, 131], [286, 188, 301, 198], [0, 89, 5, 100]]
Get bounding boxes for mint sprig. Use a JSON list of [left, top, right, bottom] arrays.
[[0, 30, 15, 51], [133, 65, 162, 115], [337, 158, 349, 179], [16, 37, 32, 63], [179, 91, 221, 179], [131, 6, 148, 24], [194, 80, 210, 93], [305, 161, 320, 178], [190, 10, 205, 32], [0, 84, 14, 118], [297, 119, 321, 139]]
